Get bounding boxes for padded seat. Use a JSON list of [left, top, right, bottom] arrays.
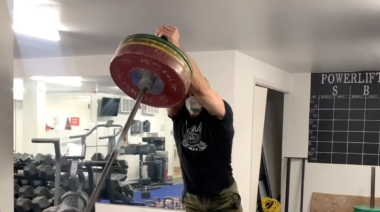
[[139, 144, 157, 155], [123, 144, 140, 155]]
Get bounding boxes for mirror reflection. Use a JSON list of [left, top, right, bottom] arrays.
[[13, 76, 183, 210]]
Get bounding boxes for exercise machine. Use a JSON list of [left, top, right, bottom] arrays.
[[124, 142, 161, 195], [143, 137, 173, 186], [70, 120, 123, 155], [68, 123, 133, 203]]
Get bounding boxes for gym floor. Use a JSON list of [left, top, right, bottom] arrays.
[[172, 177, 183, 185], [124, 177, 183, 192]]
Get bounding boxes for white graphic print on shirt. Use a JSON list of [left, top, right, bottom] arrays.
[[181, 122, 207, 151]]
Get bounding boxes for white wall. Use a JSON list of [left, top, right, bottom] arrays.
[[14, 100, 23, 151], [233, 51, 291, 211], [0, 0, 14, 211]]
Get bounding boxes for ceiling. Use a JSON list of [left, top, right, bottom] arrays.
[[13, 0, 380, 73]]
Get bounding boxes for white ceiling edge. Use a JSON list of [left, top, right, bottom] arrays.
[[16, 49, 377, 76]]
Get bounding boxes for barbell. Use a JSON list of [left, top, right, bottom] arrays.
[[84, 34, 193, 212], [110, 33, 193, 107]]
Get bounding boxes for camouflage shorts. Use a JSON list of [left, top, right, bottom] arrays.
[[183, 181, 243, 212]]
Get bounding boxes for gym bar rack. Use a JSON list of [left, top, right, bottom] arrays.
[[31, 138, 61, 206]]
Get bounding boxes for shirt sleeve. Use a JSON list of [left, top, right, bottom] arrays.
[[220, 100, 233, 127], [168, 105, 187, 121]]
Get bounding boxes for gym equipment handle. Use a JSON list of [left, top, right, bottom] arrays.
[[84, 87, 148, 212], [69, 124, 122, 140], [31, 138, 61, 206], [98, 125, 123, 139]]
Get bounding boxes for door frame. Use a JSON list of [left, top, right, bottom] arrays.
[[249, 77, 290, 212]]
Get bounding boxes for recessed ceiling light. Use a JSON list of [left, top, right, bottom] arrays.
[[13, 0, 63, 41], [31, 76, 82, 87]]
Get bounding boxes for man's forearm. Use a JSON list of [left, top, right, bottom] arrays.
[[167, 101, 184, 117], [178, 46, 208, 94]]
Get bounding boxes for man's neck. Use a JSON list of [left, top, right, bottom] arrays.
[[189, 109, 203, 119], [189, 113, 199, 119]]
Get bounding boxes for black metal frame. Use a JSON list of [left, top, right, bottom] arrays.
[[284, 157, 307, 212], [69, 120, 122, 155], [31, 138, 61, 206], [370, 167, 376, 209]]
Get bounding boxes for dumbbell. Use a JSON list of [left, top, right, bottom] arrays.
[[15, 185, 34, 212], [23, 163, 55, 181], [14, 153, 22, 166], [39, 165, 55, 180], [14, 184, 20, 198], [32, 187, 51, 212], [32, 187, 66, 212], [19, 179, 43, 188], [16, 153, 22, 160], [23, 180, 46, 189], [34, 153, 44, 162], [61, 155, 71, 170], [19, 153, 34, 164], [32, 197, 50, 212], [34, 186, 50, 198], [40, 154, 55, 166], [23, 163, 39, 177]]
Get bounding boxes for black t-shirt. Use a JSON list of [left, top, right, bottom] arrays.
[[170, 100, 234, 196]]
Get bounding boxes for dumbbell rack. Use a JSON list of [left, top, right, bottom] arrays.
[[35, 138, 62, 206], [15, 139, 62, 206]]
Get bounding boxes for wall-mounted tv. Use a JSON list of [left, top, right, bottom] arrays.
[[99, 97, 120, 117]]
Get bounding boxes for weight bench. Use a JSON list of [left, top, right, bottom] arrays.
[[124, 143, 162, 192]]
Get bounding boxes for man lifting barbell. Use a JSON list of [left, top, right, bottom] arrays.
[[84, 26, 241, 212], [156, 25, 242, 212]]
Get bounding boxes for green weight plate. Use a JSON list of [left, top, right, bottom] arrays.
[[354, 205, 380, 212], [122, 34, 193, 77]]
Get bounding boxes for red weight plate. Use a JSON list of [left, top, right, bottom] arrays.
[[110, 44, 190, 108]]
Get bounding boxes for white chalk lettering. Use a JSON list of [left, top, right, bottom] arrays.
[[336, 74, 343, 83], [364, 85, 370, 95], [352, 73, 358, 83], [328, 74, 334, 84], [320, 72, 380, 84], [358, 73, 365, 83], [344, 73, 350, 83], [321, 74, 328, 84], [332, 86, 338, 96], [369, 72, 376, 83]]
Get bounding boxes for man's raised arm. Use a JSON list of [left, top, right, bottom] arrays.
[[156, 26, 225, 120]]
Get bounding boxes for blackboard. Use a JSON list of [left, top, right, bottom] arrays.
[[309, 71, 380, 165]]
